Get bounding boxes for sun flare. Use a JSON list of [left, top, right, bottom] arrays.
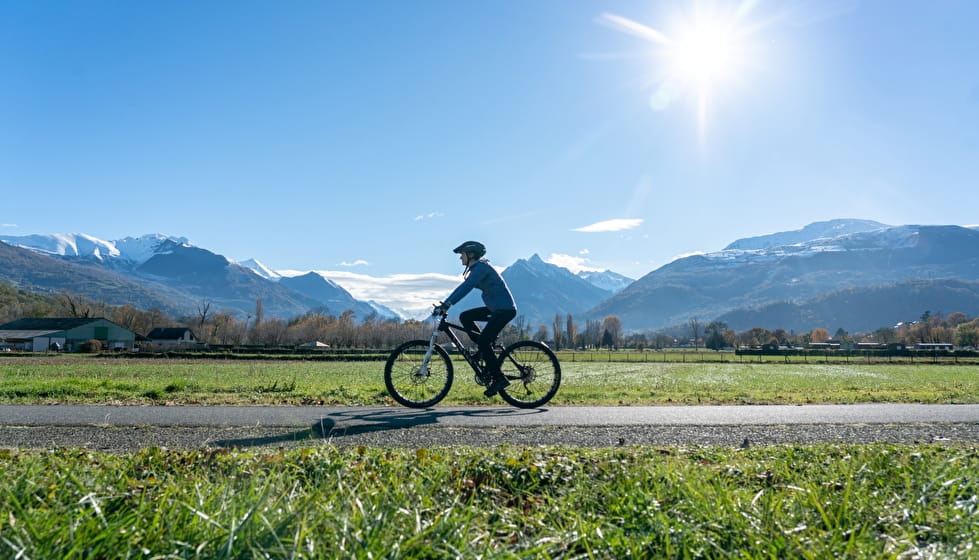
[[669, 20, 738, 88], [598, 3, 762, 138]]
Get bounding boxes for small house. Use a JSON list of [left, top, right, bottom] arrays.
[[146, 327, 200, 349]]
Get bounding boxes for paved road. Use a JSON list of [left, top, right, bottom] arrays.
[[1, 404, 977, 451], [1, 403, 978, 428]]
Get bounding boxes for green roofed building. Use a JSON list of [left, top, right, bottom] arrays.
[[0, 317, 137, 352]]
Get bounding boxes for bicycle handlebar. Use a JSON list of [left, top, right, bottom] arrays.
[[432, 302, 449, 317]]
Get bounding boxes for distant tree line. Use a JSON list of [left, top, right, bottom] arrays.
[[1, 281, 977, 350]]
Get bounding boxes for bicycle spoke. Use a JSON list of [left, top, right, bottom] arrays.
[[384, 341, 453, 408], [498, 341, 561, 408]]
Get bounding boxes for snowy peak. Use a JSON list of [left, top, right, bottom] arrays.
[[239, 258, 281, 280], [0, 232, 190, 265], [661, 225, 929, 274], [522, 253, 633, 293], [113, 234, 190, 264], [0, 232, 120, 261], [593, 222, 979, 331], [724, 219, 890, 251], [577, 269, 633, 294], [511, 253, 578, 282]]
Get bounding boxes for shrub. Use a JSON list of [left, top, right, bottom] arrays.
[[78, 339, 103, 353]]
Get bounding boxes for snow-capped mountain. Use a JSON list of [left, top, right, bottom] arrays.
[[577, 269, 633, 294], [589, 223, 979, 331], [0, 233, 190, 266], [236, 263, 401, 320], [497, 254, 615, 327], [0, 233, 385, 320], [5, 220, 976, 334], [238, 258, 281, 280], [723, 219, 889, 251], [244, 256, 631, 324]]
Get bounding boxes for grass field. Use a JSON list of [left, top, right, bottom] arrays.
[[0, 355, 977, 406], [1, 444, 977, 558], [2, 355, 977, 558]]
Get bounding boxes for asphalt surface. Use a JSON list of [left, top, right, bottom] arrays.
[[1, 404, 977, 452]]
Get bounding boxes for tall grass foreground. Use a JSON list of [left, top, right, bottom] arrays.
[[1, 444, 976, 558]]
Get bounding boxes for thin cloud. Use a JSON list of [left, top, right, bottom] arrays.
[[315, 270, 459, 318], [546, 253, 602, 274], [1, 224, 17, 228], [573, 218, 643, 233], [338, 260, 369, 267], [414, 212, 444, 221], [596, 13, 670, 44]]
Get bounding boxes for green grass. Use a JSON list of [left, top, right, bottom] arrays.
[[2, 357, 977, 558], [1, 444, 976, 558], [1, 356, 977, 405]]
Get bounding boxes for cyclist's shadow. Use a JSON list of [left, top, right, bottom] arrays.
[[209, 407, 546, 449]]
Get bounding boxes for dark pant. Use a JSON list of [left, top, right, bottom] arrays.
[[459, 307, 516, 377]]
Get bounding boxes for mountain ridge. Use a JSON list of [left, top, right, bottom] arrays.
[[3, 220, 978, 336], [587, 223, 979, 331]]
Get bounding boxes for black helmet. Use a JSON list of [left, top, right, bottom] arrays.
[[453, 241, 486, 259]]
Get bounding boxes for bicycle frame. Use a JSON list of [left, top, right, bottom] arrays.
[[427, 312, 508, 378]]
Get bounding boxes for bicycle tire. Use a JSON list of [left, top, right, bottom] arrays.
[[498, 340, 561, 408], [384, 340, 454, 408]]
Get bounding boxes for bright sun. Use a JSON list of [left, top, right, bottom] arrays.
[[599, 6, 757, 137], [670, 21, 738, 89]]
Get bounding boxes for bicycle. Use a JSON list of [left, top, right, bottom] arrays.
[[384, 308, 561, 409]]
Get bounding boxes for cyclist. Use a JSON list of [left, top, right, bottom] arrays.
[[434, 241, 517, 397]]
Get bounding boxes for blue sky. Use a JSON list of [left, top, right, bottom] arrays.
[[3, 0, 978, 282]]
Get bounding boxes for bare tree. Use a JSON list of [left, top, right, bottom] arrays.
[[688, 316, 701, 349], [197, 299, 211, 329], [533, 325, 549, 343], [552, 314, 564, 350], [196, 299, 212, 343], [566, 315, 577, 349], [584, 319, 602, 349], [59, 292, 92, 318], [601, 315, 623, 349], [254, 297, 264, 328]]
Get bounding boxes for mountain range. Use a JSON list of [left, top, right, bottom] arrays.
[[2, 219, 979, 334], [589, 220, 979, 331], [0, 234, 389, 321]]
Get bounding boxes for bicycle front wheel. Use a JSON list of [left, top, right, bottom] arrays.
[[384, 341, 454, 408], [498, 341, 561, 408]]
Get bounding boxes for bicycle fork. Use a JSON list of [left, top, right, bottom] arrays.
[[417, 324, 442, 376]]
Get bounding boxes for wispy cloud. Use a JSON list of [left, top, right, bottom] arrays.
[[572, 218, 643, 233], [545, 253, 602, 274], [1, 223, 17, 228], [338, 260, 369, 267], [596, 13, 670, 44], [277, 269, 460, 318], [414, 212, 444, 221]]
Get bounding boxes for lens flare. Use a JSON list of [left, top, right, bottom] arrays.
[[598, 1, 766, 141]]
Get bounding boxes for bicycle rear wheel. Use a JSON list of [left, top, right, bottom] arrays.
[[384, 341, 454, 408], [498, 340, 561, 408]]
